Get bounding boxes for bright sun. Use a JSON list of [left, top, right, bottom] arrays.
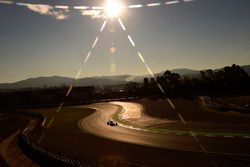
[[104, 0, 124, 18]]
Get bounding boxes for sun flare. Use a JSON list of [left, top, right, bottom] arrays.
[[104, 0, 124, 18]]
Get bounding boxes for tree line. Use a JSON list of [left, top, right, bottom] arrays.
[[140, 64, 250, 97], [1, 64, 249, 107]]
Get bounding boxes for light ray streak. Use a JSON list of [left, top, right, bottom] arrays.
[[92, 6, 104, 10], [178, 113, 186, 124], [165, 0, 180, 5], [144, 62, 166, 95], [127, 35, 135, 47], [100, 19, 107, 32], [20, 18, 109, 154], [0, 0, 13, 5], [192, 131, 218, 167], [179, 112, 217, 167], [75, 68, 82, 79], [55, 19, 107, 114], [147, 3, 161, 7], [35, 20, 108, 148], [92, 36, 99, 49], [84, 51, 92, 63], [66, 85, 73, 97], [73, 6, 89, 10], [118, 18, 126, 31], [16, 2, 28, 6], [157, 83, 166, 95], [121, 22, 164, 96], [137, 52, 145, 63], [167, 99, 176, 109], [128, 4, 143, 8], [84, 20, 106, 66], [131, 37, 175, 108], [54, 5, 69, 9], [144, 64, 155, 79], [56, 102, 64, 112], [118, 18, 176, 110]]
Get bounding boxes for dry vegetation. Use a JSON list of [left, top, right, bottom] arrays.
[[212, 96, 250, 109]]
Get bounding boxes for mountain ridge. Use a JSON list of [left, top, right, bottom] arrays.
[[1, 65, 249, 90]]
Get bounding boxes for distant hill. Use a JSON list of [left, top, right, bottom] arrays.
[[0, 75, 132, 90], [0, 76, 74, 89], [75, 76, 131, 86], [0, 65, 249, 90]]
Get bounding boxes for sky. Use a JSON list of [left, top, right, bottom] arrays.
[[0, 0, 250, 83]]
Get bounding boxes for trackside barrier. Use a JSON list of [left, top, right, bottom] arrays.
[[20, 128, 87, 166]]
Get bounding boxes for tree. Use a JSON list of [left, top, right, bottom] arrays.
[[143, 77, 149, 88]]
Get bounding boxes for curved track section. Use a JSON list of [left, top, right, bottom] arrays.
[[79, 102, 250, 157], [79, 103, 199, 151]]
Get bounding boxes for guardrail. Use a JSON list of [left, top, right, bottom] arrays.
[[19, 125, 145, 166], [20, 127, 84, 166]]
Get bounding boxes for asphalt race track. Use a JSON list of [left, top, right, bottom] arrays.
[[78, 101, 250, 166]]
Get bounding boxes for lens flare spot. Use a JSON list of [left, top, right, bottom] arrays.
[[110, 47, 116, 54]]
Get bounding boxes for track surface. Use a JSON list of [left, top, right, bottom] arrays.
[[79, 102, 250, 157]]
